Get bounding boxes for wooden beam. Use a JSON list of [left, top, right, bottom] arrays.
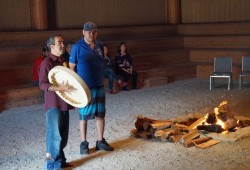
[[167, 0, 182, 24], [29, 0, 48, 30]]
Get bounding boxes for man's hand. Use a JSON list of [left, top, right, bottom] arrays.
[[128, 68, 133, 74], [125, 67, 133, 75], [122, 68, 129, 73], [48, 81, 74, 92], [57, 85, 73, 93], [69, 63, 76, 72]]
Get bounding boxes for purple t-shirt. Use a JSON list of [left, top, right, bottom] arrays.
[[39, 54, 74, 111]]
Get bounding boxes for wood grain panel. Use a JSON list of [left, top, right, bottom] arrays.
[[184, 36, 250, 49], [178, 22, 250, 36], [54, 0, 166, 29], [0, 0, 31, 31], [196, 64, 240, 80], [190, 49, 249, 65], [182, 0, 250, 23]]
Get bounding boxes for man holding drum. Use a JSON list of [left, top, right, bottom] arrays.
[[69, 22, 114, 155], [39, 34, 73, 169]]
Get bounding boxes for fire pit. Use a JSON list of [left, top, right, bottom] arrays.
[[192, 101, 238, 133], [131, 101, 250, 148]]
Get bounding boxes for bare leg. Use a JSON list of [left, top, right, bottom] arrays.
[[95, 117, 114, 151], [79, 120, 87, 142], [96, 117, 105, 141]]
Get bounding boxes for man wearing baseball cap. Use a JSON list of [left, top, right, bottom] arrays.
[[69, 22, 114, 155]]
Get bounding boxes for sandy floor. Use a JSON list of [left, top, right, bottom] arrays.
[[1, 78, 250, 170]]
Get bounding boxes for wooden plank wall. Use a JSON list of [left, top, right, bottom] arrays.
[[2, 0, 250, 31], [0, 0, 31, 31], [0, 0, 167, 31], [54, 0, 166, 29], [181, 0, 250, 23]]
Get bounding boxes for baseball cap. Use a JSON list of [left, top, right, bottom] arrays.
[[83, 21, 97, 31]]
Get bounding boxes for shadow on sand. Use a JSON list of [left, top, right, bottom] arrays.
[[65, 137, 140, 169]]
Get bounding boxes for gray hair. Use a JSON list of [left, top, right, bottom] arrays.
[[46, 33, 62, 50]]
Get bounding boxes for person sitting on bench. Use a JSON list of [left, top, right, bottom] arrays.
[[115, 42, 138, 90]]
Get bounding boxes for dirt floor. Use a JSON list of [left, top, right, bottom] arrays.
[[1, 78, 250, 170]]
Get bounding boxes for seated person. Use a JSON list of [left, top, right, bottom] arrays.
[[103, 44, 127, 94], [115, 42, 138, 90], [32, 46, 50, 86], [62, 41, 74, 66]]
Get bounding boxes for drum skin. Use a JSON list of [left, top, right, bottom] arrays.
[[48, 66, 91, 108]]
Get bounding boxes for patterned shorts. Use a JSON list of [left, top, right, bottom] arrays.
[[79, 87, 106, 120]]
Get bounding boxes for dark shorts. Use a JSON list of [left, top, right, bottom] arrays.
[[79, 87, 106, 120]]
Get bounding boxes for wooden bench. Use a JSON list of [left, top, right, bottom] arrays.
[[0, 25, 177, 47], [143, 77, 168, 88], [178, 22, 250, 36], [0, 84, 42, 112], [0, 37, 185, 88], [137, 63, 197, 88], [0, 65, 32, 87], [0, 36, 184, 62], [0, 46, 40, 66], [133, 49, 190, 68], [184, 36, 250, 49]]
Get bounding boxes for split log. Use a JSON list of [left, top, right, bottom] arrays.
[[194, 139, 220, 149], [180, 130, 199, 143], [238, 120, 250, 127], [192, 137, 212, 145], [130, 129, 152, 139], [180, 130, 200, 147], [196, 125, 223, 133], [149, 121, 172, 136], [169, 135, 184, 143], [204, 113, 216, 124], [135, 115, 156, 132], [175, 123, 188, 128], [150, 121, 173, 130], [171, 123, 188, 132], [154, 124, 185, 142], [142, 121, 150, 131], [188, 117, 205, 130], [154, 130, 164, 137], [179, 118, 198, 126], [159, 130, 175, 142], [214, 101, 238, 130]]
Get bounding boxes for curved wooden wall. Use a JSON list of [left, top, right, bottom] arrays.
[[182, 0, 250, 23], [1, 0, 250, 31], [54, 0, 166, 29], [0, 0, 31, 31]]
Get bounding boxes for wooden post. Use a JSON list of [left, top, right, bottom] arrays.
[[167, 0, 182, 24], [29, 0, 48, 30]]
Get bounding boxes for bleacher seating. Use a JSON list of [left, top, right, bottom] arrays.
[[179, 22, 250, 80], [1, 22, 249, 110]]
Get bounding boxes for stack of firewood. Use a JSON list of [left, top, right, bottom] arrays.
[[130, 115, 220, 149]]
